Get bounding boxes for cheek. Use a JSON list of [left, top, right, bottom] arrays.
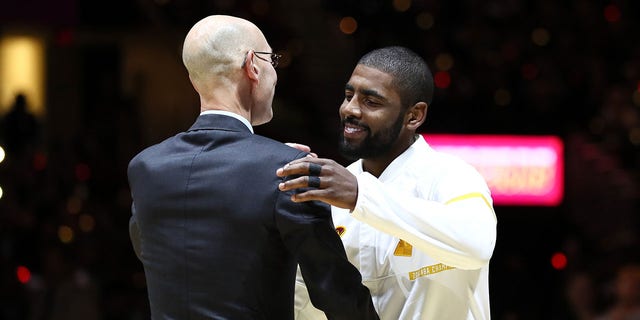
[[371, 110, 400, 130]]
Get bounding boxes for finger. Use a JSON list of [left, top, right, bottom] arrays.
[[285, 142, 311, 153], [276, 162, 310, 177], [278, 175, 322, 191], [308, 176, 321, 188], [308, 163, 322, 176], [278, 176, 310, 191], [289, 188, 337, 205], [290, 190, 321, 203], [296, 156, 331, 165], [276, 158, 332, 177]]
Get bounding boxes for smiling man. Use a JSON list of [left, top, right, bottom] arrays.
[[277, 46, 497, 319]]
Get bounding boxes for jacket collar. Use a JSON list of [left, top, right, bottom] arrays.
[[188, 113, 253, 134]]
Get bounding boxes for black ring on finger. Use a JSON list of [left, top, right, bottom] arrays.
[[308, 176, 321, 188], [309, 163, 322, 176]]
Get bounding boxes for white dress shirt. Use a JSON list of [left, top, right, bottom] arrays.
[[200, 110, 253, 133]]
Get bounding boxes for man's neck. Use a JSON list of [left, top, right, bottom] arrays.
[[361, 134, 418, 178]]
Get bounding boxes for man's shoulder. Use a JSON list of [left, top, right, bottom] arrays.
[[249, 134, 306, 159], [128, 134, 181, 169]]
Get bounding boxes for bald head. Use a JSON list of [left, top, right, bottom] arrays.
[[182, 15, 267, 87]]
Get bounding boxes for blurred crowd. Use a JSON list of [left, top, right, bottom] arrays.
[[1, 0, 639, 319], [0, 93, 148, 319]]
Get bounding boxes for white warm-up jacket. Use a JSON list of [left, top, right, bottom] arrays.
[[295, 136, 497, 320]]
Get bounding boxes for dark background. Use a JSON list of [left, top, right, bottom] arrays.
[[0, 0, 638, 319]]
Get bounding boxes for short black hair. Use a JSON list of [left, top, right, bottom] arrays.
[[357, 46, 434, 107]]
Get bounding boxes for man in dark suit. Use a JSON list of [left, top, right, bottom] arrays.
[[127, 15, 378, 320]]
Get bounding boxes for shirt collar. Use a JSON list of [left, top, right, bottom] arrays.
[[200, 110, 254, 133]]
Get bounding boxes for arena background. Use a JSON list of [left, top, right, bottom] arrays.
[[0, 0, 638, 319]]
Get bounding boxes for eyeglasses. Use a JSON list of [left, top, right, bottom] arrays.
[[253, 51, 282, 68]]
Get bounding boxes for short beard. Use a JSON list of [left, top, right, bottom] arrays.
[[338, 113, 404, 161]]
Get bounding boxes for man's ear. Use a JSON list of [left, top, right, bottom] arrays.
[[406, 102, 428, 130], [244, 51, 260, 81]]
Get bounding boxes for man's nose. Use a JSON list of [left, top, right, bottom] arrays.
[[341, 98, 361, 118]]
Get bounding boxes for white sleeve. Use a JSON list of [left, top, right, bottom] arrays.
[[350, 171, 497, 270]]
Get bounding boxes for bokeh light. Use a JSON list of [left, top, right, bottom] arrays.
[[435, 53, 454, 71], [0, 35, 45, 116], [604, 4, 621, 23], [0, 185, 3, 200], [416, 12, 434, 30], [79, 214, 96, 233], [434, 71, 451, 89], [67, 196, 82, 215], [339, 17, 358, 35], [393, 0, 411, 12], [16, 265, 31, 284], [531, 28, 550, 46], [551, 252, 568, 270], [58, 225, 74, 244], [0, 145, 5, 163]]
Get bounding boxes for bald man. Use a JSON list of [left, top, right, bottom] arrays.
[[127, 15, 378, 320]]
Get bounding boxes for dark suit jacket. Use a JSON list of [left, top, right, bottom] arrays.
[[128, 114, 377, 320]]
